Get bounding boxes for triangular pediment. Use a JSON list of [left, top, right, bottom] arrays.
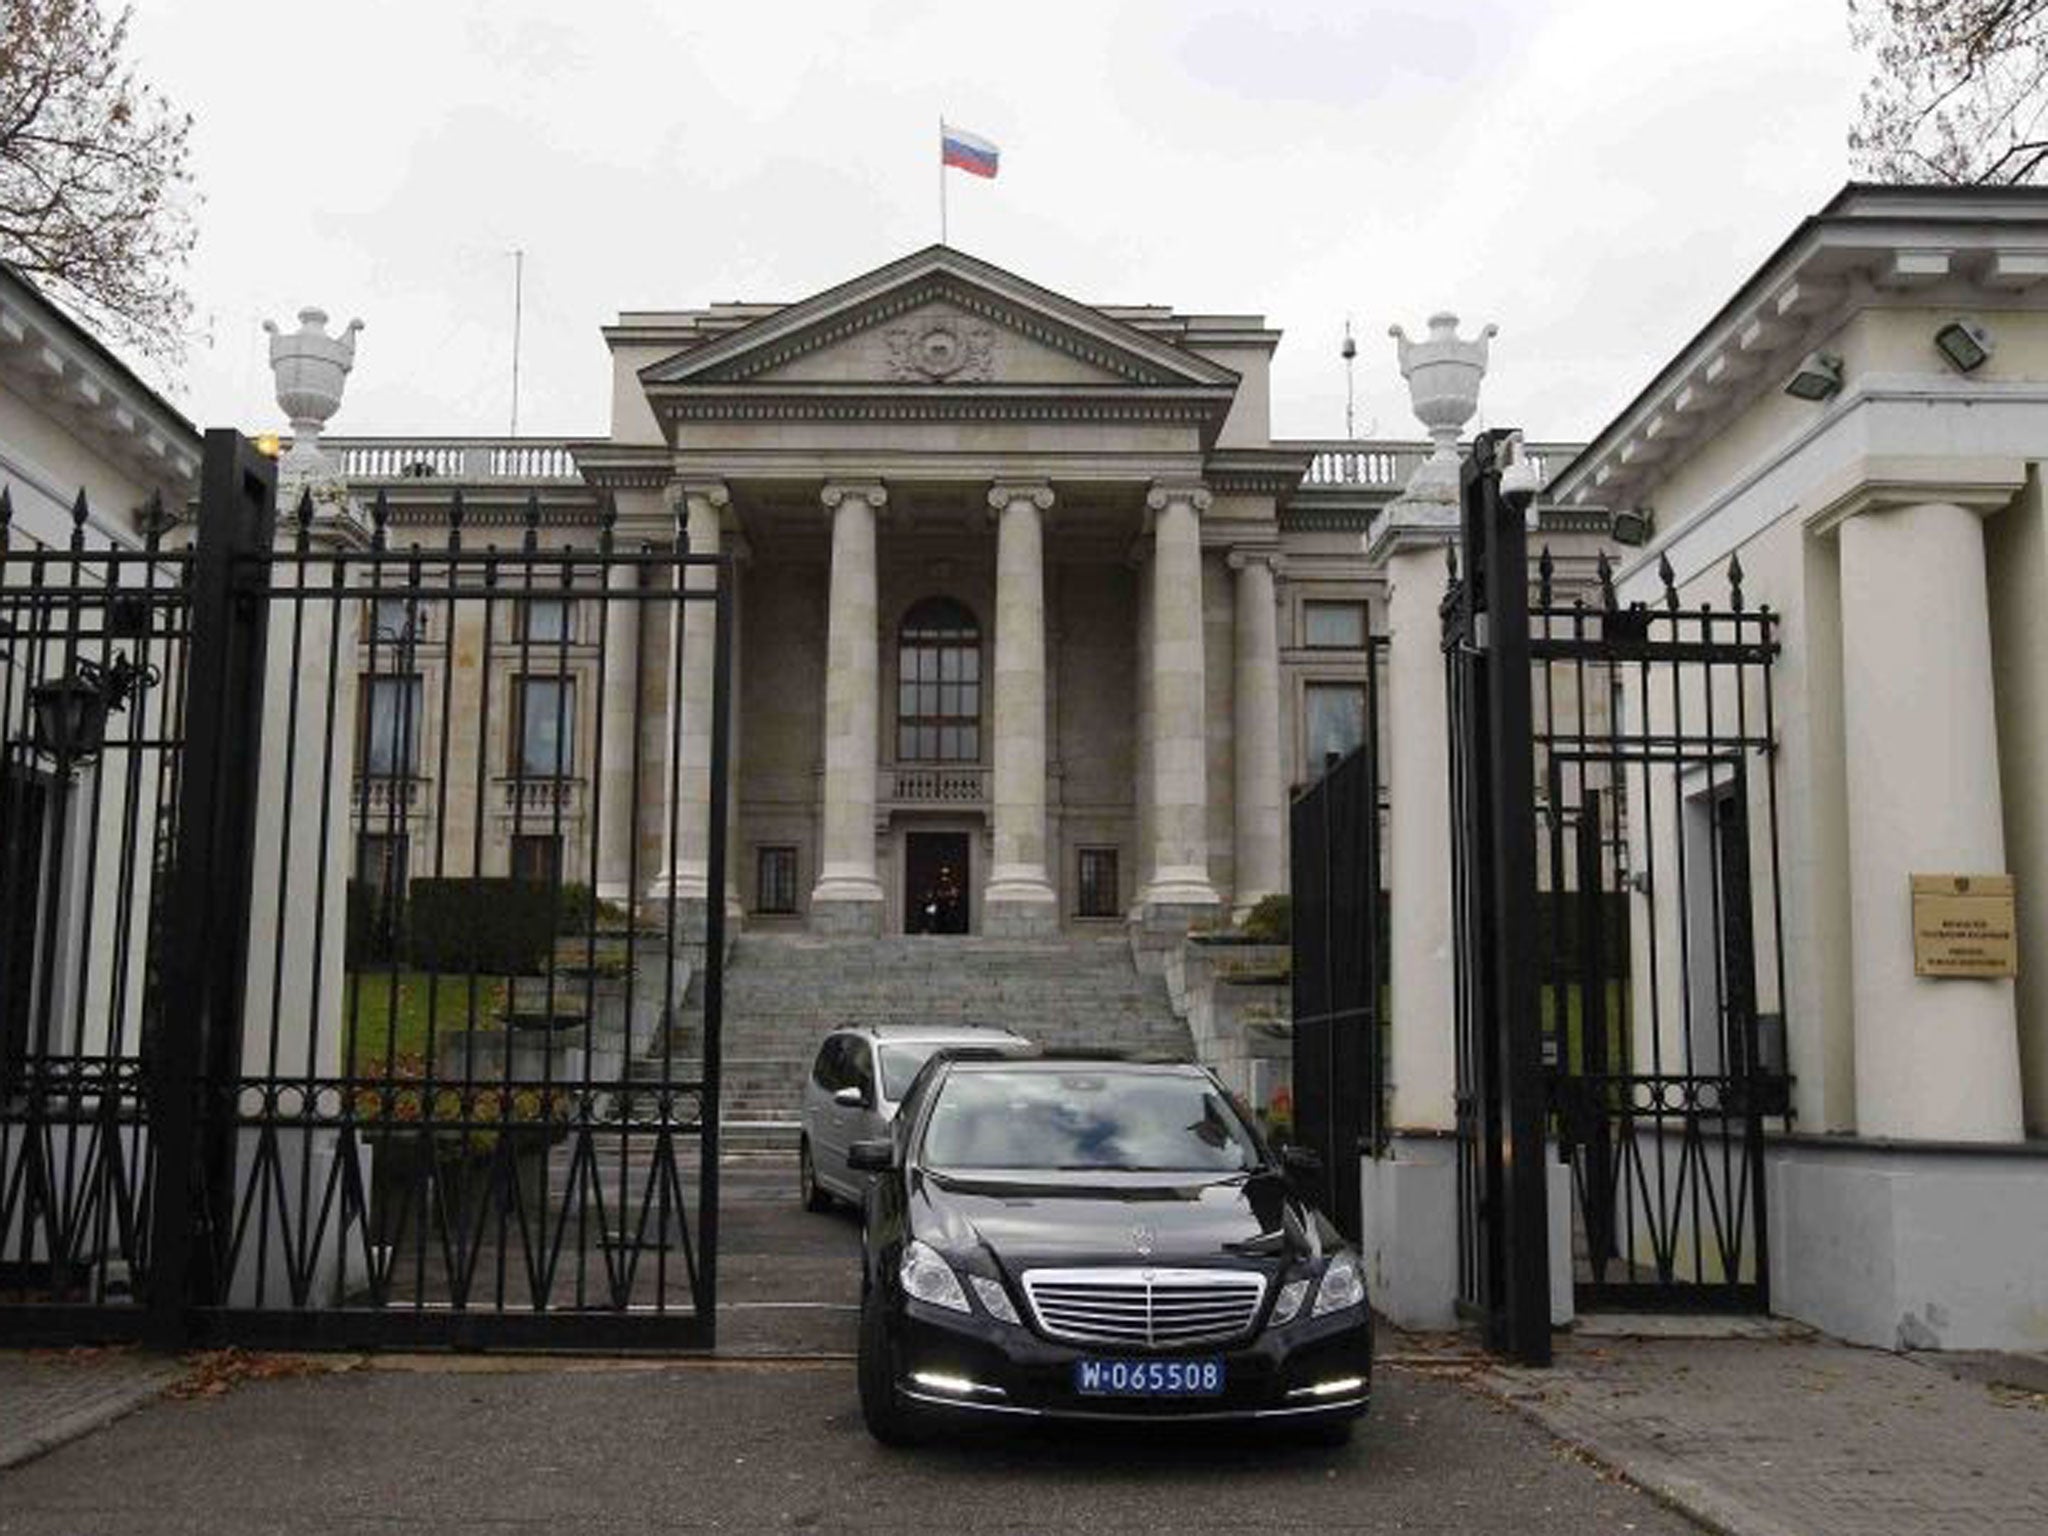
[[640, 247, 1238, 392]]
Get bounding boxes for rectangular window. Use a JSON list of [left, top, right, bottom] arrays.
[[1304, 682, 1367, 773], [1303, 600, 1367, 649], [370, 597, 422, 645], [520, 598, 570, 645], [756, 846, 799, 914], [356, 832, 409, 953], [361, 675, 423, 777], [512, 676, 576, 777], [1077, 847, 1120, 918], [510, 833, 560, 886]]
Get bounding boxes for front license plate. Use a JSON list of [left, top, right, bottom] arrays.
[[1073, 1357, 1226, 1397]]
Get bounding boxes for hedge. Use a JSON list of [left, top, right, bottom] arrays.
[[406, 878, 556, 974]]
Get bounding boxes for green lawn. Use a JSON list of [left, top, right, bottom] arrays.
[[345, 970, 507, 1074]]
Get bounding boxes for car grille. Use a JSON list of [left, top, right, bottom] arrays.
[[1020, 1267, 1267, 1347]]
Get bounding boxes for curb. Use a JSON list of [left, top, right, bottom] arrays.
[[1464, 1367, 1803, 1536], [0, 1364, 179, 1473]]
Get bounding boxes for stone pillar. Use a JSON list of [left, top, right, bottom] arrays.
[[1835, 495, 2024, 1141], [595, 551, 640, 903], [1137, 483, 1220, 922], [1375, 529, 1460, 1131], [810, 482, 887, 934], [647, 480, 731, 921], [984, 482, 1058, 935], [1228, 549, 1285, 920]]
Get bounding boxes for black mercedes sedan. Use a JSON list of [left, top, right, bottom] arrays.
[[850, 1055, 1372, 1445]]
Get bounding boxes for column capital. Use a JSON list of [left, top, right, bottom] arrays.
[[821, 481, 888, 516], [988, 481, 1055, 515], [1226, 545, 1284, 575], [665, 478, 730, 514], [1800, 454, 2025, 539], [1146, 482, 1212, 517]]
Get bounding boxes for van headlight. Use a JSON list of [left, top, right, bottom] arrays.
[[1312, 1252, 1365, 1316], [900, 1240, 970, 1314]]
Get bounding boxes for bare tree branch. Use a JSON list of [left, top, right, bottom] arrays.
[[0, 0, 198, 369], [1851, 0, 2048, 183]]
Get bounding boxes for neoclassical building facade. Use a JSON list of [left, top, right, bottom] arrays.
[[328, 247, 1594, 942]]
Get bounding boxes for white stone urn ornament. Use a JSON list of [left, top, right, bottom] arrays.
[[1387, 312, 1496, 506], [264, 307, 364, 479]]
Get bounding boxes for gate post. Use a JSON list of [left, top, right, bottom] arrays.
[[147, 431, 276, 1341], [1465, 430, 1552, 1366]]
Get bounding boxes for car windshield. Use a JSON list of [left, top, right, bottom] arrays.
[[920, 1069, 1260, 1172]]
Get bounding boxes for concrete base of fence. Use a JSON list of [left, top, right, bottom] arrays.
[[1361, 1135, 1575, 1332], [1768, 1138, 2048, 1353], [1359, 1136, 1461, 1330]]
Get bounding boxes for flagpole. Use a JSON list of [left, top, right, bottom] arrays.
[[938, 116, 949, 245]]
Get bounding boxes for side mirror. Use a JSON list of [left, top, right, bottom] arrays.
[[1280, 1144, 1324, 1177], [833, 1085, 868, 1109], [847, 1139, 895, 1173]]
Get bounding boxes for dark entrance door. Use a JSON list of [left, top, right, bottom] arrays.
[[905, 833, 970, 934]]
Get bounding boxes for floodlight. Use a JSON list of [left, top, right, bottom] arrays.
[[1934, 319, 1993, 373], [1784, 352, 1843, 402]]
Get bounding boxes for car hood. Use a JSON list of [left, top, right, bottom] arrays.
[[908, 1166, 1334, 1271]]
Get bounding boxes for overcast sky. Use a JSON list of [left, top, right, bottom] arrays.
[[129, 0, 1862, 447]]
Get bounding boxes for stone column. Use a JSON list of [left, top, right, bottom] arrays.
[[810, 482, 887, 933], [647, 481, 731, 922], [1228, 549, 1285, 920], [1137, 483, 1220, 920], [595, 550, 641, 904], [1373, 524, 1461, 1132], [1834, 494, 2024, 1141], [984, 482, 1059, 934]]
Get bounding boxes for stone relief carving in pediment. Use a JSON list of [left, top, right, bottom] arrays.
[[883, 310, 996, 382]]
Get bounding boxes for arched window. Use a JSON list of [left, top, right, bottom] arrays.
[[897, 597, 981, 761]]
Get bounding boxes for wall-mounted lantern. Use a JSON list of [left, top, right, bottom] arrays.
[[28, 653, 157, 771]]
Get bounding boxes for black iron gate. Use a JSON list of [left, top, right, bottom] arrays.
[[1, 431, 731, 1349], [1445, 432, 1789, 1360], [1288, 634, 1386, 1241]]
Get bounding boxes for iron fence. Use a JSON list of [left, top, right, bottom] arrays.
[[1, 432, 731, 1349]]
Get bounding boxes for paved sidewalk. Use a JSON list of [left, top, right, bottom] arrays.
[[0, 1350, 183, 1471], [1472, 1332, 2048, 1536]]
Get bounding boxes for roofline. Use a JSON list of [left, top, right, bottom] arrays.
[[637, 244, 1242, 390], [1552, 181, 2048, 504], [0, 260, 201, 454]]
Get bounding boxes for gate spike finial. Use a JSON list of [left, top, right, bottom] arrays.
[[1727, 550, 1746, 611], [1537, 544, 1555, 605], [447, 486, 466, 548], [599, 491, 618, 553], [522, 490, 541, 553], [0, 484, 13, 550], [1657, 551, 1678, 611], [1595, 550, 1616, 611], [70, 488, 90, 549], [140, 489, 167, 549], [370, 488, 390, 551], [1444, 541, 1458, 581]]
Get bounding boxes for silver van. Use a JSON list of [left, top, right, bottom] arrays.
[[800, 1024, 1030, 1210]]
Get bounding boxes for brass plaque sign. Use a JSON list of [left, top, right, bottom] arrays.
[[1911, 874, 2017, 979]]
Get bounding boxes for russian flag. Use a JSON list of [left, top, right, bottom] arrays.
[[941, 123, 1000, 179]]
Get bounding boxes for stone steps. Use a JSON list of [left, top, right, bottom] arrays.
[[668, 932, 1191, 1130]]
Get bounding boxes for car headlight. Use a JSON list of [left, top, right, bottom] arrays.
[[969, 1275, 1019, 1324], [900, 1240, 970, 1314], [1269, 1277, 1311, 1327], [1312, 1252, 1366, 1317]]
